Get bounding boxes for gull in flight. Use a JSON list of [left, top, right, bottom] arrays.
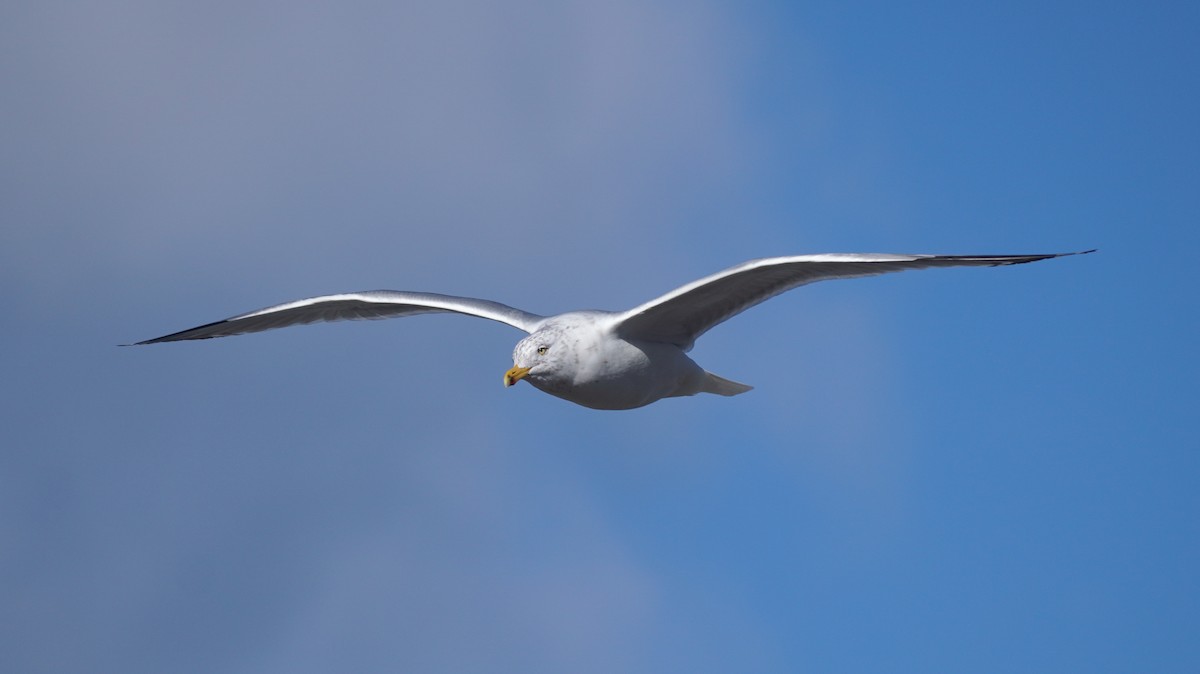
[[133, 251, 1092, 409]]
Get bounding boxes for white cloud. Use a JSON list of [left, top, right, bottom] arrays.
[[0, 4, 784, 672]]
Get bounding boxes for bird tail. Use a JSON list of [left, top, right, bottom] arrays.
[[701, 372, 753, 397]]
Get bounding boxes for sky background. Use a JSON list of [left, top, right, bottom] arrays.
[[2, 1, 1197, 672]]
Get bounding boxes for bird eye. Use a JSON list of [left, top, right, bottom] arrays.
[[536, 346, 549, 355]]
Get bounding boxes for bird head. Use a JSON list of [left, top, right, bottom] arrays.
[[505, 333, 550, 387], [504, 323, 577, 391]]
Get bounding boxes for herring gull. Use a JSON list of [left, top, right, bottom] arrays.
[[132, 251, 1092, 409]]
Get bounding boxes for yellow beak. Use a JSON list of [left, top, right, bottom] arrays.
[[503, 364, 531, 387]]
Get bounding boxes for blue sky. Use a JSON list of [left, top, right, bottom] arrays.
[[2, 1, 1196, 672]]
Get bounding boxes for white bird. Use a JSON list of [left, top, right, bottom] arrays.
[[133, 251, 1092, 409]]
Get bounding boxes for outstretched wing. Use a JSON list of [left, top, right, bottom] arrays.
[[615, 251, 1093, 350], [132, 291, 545, 344]]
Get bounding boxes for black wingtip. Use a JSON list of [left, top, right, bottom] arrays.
[[1039, 249, 1095, 261], [1038, 248, 1097, 262], [1040, 249, 1096, 258], [1046, 249, 1097, 262], [977, 249, 1096, 267], [126, 319, 233, 345]]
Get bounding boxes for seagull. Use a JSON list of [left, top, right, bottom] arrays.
[[132, 251, 1092, 409]]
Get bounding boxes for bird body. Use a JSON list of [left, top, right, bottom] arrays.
[[505, 313, 746, 409], [132, 251, 1092, 409]]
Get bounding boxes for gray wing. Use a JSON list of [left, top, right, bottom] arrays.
[[615, 251, 1094, 350], [132, 291, 545, 344]]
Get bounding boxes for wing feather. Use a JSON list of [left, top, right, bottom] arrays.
[[615, 251, 1093, 349], [133, 291, 544, 344]]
